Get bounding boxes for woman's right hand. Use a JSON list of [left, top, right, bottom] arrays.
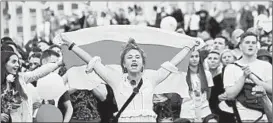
[[1, 113, 10, 122]]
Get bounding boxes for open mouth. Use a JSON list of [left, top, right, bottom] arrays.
[[131, 63, 138, 68], [13, 67, 19, 71], [248, 48, 253, 51]]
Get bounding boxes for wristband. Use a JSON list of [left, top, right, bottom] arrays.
[[68, 43, 75, 50]]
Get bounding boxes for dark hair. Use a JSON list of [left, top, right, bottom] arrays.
[[215, 35, 229, 46], [239, 32, 258, 44], [49, 44, 61, 51], [1, 51, 28, 100], [31, 46, 42, 52], [1, 37, 13, 44], [120, 38, 146, 73], [28, 52, 42, 61], [40, 49, 60, 64], [38, 40, 50, 46], [208, 50, 220, 56], [260, 34, 269, 40], [1, 44, 14, 52], [268, 44, 272, 52], [2, 40, 17, 49], [186, 50, 209, 93]]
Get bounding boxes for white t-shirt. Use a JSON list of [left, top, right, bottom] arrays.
[[220, 59, 272, 121], [180, 71, 214, 120], [189, 14, 200, 31]]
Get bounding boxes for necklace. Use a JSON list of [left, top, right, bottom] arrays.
[[130, 80, 136, 86]]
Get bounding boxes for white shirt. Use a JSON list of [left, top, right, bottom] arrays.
[[220, 59, 272, 121], [180, 71, 214, 120], [189, 14, 200, 31]]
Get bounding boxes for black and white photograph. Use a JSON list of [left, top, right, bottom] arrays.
[[0, 1, 272, 123]]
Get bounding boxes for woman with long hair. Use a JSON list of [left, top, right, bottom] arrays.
[[60, 34, 198, 122], [1, 51, 62, 122], [179, 50, 214, 122]]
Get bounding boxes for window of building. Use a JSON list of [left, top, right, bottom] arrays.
[[72, 3, 78, 9], [30, 8, 36, 13], [31, 25, 36, 31], [58, 4, 64, 10], [17, 26, 23, 33], [4, 28, 9, 35], [16, 6, 23, 15]]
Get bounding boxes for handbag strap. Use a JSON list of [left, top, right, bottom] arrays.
[[232, 63, 265, 122], [233, 63, 263, 81], [115, 78, 143, 119], [230, 100, 242, 123]]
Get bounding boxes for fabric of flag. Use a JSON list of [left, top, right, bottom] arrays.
[[56, 25, 202, 98]]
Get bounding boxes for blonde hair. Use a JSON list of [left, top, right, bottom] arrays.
[[220, 49, 237, 64]]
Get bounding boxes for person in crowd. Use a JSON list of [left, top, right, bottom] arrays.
[[1, 51, 63, 122], [212, 36, 229, 53], [221, 2, 237, 38], [37, 40, 50, 52], [257, 49, 272, 64], [25, 52, 43, 121], [27, 52, 42, 87], [197, 10, 221, 39], [206, 51, 222, 78], [170, 3, 184, 29], [230, 29, 244, 59], [48, 45, 67, 76], [185, 8, 200, 37], [219, 32, 272, 122], [231, 29, 244, 49], [239, 4, 254, 31], [28, 46, 42, 58], [28, 53, 42, 72], [268, 44, 272, 56], [60, 34, 198, 122], [35, 49, 73, 122], [209, 49, 237, 123], [113, 8, 130, 25], [260, 34, 271, 49], [180, 50, 215, 122], [1, 37, 14, 44]]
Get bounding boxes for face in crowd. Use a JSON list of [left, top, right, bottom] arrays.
[[213, 37, 227, 53], [207, 52, 221, 70], [239, 34, 258, 57], [5, 54, 20, 75], [123, 49, 144, 73], [28, 56, 41, 71], [221, 50, 236, 66], [189, 50, 200, 67]]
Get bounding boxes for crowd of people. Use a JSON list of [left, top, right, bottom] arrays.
[[1, 2, 272, 123]]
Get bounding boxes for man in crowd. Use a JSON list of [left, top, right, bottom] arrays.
[[34, 50, 73, 122], [219, 32, 272, 122]]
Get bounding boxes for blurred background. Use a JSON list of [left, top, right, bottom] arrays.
[[1, 1, 272, 49]]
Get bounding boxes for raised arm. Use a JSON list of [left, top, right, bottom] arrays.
[[151, 40, 198, 87], [60, 34, 120, 88], [22, 62, 62, 84]]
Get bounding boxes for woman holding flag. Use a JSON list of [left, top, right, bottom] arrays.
[[59, 32, 200, 122]]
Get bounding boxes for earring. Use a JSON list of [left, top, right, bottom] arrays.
[[124, 68, 128, 73], [141, 66, 144, 72]]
